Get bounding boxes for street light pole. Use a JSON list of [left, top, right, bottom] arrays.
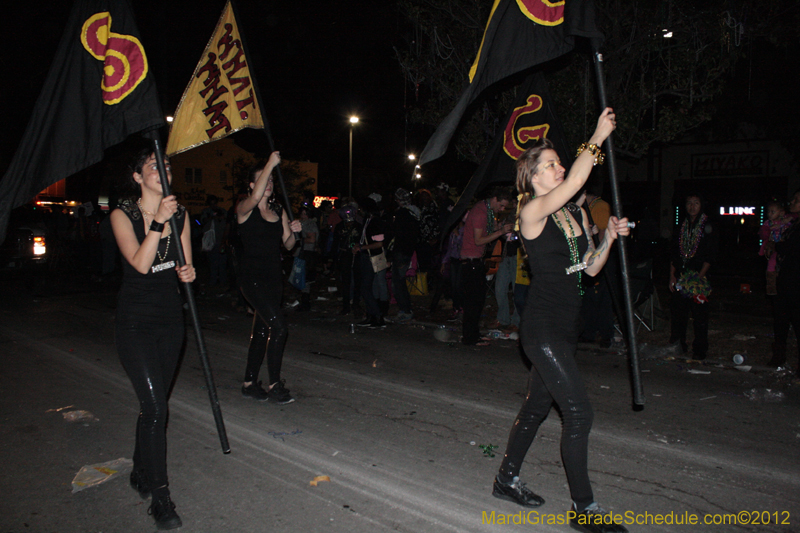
[[348, 116, 359, 198]]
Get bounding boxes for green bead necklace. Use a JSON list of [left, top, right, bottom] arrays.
[[551, 207, 586, 295]]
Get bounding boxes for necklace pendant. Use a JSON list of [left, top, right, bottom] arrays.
[[565, 262, 588, 275], [151, 260, 176, 273]]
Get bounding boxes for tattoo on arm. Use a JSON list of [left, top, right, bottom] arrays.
[[585, 238, 607, 266]]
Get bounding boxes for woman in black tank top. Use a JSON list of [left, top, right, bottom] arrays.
[[110, 148, 195, 530], [236, 152, 301, 404], [491, 110, 632, 533]]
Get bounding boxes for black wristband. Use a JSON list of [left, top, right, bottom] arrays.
[[149, 220, 165, 233]]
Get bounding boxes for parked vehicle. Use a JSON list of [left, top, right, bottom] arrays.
[[1, 205, 48, 272]]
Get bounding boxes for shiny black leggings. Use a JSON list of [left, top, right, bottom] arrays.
[[116, 321, 183, 491], [498, 340, 595, 511], [241, 276, 288, 385]]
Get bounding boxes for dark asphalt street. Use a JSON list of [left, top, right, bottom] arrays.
[[1, 275, 798, 533]]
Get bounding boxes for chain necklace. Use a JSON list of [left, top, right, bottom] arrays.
[[137, 198, 171, 266], [551, 208, 586, 295], [679, 213, 707, 266]]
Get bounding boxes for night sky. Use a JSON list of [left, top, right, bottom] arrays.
[[2, 0, 422, 199], [3, 1, 797, 203]]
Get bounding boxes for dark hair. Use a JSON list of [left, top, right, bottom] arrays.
[[129, 146, 155, 176], [488, 186, 513, 203], [247, 160, 284, 214], [248, 160, 269, 185], [684, 192, 705, 213], [120, 146, 157, 199], [362, 198, 379, 215]]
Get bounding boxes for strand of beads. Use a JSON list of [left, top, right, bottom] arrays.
[[679, 213, 707, 264], [551, 208, 586, 296], [137, 198, 171, 266]]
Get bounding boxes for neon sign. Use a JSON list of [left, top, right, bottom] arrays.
[[719, 207, 755, 216], [313, 196, 338, 208]]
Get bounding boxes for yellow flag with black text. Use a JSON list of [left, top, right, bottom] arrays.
[[166, 0, 263, 156]]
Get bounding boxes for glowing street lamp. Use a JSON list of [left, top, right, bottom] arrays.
[[348, 116, 359, 198]]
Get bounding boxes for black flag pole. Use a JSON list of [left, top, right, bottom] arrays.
[[230, 0, 297, 228], [146, 130, 232, 453], [591, 46, 645, 408]]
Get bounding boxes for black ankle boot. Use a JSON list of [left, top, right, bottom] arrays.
[[148, 490, 182, 530], [129, 468, 150, 499]]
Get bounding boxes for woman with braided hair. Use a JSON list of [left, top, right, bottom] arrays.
[[492, 108, 630, 533]]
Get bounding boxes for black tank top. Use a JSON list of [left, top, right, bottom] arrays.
[[115, 200, 185, 324], [521, 208, 589, 343], [238, 205, 283, 278]]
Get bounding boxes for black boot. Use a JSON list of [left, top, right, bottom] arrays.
[[149, 488, 182, 530], [768, 342, 787, 367], [378, 300, 389, 318]]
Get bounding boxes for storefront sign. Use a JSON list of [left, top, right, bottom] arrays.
[[719, 206, 756, 215], [691, 151, 768, 178]]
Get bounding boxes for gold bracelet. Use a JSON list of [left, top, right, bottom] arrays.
[[576, 143, 605, 166]]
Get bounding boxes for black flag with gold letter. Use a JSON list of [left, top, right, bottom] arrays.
[[444, 72, 572, 231], [0, 0, 164, 237], [419, 0, 602, 166]]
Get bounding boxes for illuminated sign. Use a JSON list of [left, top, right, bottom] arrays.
[[719, 206, 756, 216], [313, 196, 338, 208], [692, 151, 768, 178]]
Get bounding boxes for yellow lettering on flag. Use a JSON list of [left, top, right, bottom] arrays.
[[166, 0, 263, 156]]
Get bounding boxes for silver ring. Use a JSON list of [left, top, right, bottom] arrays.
[[627, 222, 636, 229]]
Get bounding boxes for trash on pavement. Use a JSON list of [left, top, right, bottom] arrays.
[[732, 353, 745, 364], [479, 444, 498, 457], [309, 475, 331, 486], [744, 388, 785, 403], [46, 405, 76, 413], [62, 410, 98, 423], [433, 327, 454, 342], [71, 458, 132, 493], [687, 369, 711, 374], [734, 365, 752, 372], [732, 335, 755, 341], [268, 429, 302, 441]]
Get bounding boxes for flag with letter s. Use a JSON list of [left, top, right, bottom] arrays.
[[418, 0, 602, 166], [442, 71, 572, 231], [0, 0, 164, 237]]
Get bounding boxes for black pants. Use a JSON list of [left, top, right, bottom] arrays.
[[116, 320, 184, 491], [241, 276, 288, 385], [669, 294, 709, 357], [460, 259, 486, 344], [498, 339, 595, 511]]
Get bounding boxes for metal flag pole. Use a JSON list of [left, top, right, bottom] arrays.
[[146, 130, 232, 453], [591, 47, 645, 408]]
